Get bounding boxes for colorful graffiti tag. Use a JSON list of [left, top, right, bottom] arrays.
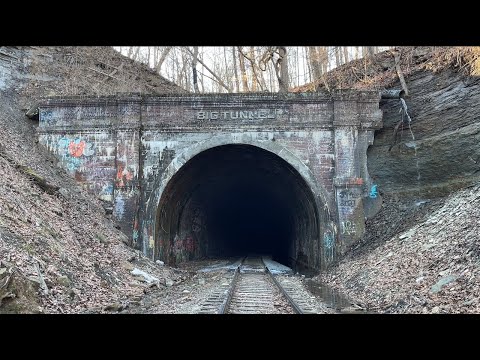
[[323, 229, 335, 261], [116, 165, 134, 187], [57, 137, 95, 172], [341, 221, 356, 235], [173, 235, 198, 263]]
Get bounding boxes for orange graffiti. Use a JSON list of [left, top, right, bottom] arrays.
[[116, 165, 133, 185], [68, 140, 86, 157], [116, 166, 124, 186]]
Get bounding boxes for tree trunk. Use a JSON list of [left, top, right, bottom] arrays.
[[318, 47, 328, 74], [232, 47, 240, 92], [335, 47, 341, 67], [133, 47, 140, 61], [343, 46, 349, 63], [277, 46, 289, 93], [192, 47, 200, 93], [365, 46, 375, 57], [308, 46, 322, 82], [155, 46, 172, 73], [249, 47, 258, 91], [238, 46, 249, 92]]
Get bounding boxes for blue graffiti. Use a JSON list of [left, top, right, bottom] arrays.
[[323, 231, 334, 249], [323, 230, 335, 261], [100, 184, 113, 196], [41, 110, 54, 124], [65, 157, 81, 172], [369, 184, 378, 198]]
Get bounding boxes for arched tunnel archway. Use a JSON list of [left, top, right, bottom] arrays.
[[156, 144, 322, 269]]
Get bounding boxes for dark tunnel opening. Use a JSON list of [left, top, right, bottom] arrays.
[[156, 144, 320, 269]]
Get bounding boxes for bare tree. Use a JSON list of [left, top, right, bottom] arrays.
[[117, 46, 392, 93], [238, 47, 249, 92], [308, 46, 322, 82], [232, 47, 240, 92], [155, 47, 172, 73], [343, 47, 349, 64], [192, 46, 200, 93]]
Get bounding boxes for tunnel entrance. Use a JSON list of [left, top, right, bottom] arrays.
[[156, 144, 320, 268]]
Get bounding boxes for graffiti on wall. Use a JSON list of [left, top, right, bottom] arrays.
[[341, 221, 356, 235], [369, 184, 378, 198], [323, 229, 335, 262], [338, 189, 361, 217], [114, 195, 125, 219], [99, 183, 114, 201], [116, 165, 134, 187], [173, 235, 198, 263], [57, 137, 95, 172]]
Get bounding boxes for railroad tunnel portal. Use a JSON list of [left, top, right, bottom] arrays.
[[37, 92, 383, 270]]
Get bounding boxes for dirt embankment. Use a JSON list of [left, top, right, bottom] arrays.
[[0, 46, 186, 313], [316, 183, 480, 313]]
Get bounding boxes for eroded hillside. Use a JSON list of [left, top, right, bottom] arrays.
[[0, 47, 186, 313]]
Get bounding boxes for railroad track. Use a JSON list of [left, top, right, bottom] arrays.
[[198, 256, 322, 314]]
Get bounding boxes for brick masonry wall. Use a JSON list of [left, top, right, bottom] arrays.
[[38, 91, 382, 269]]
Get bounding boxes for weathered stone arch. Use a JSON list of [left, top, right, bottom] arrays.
[[142, 134, 335, 270]]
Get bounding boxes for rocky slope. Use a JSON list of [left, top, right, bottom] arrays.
[[295, 46, 480, 198], [0, 46, 186, 313], [302, 47, 480, 313]]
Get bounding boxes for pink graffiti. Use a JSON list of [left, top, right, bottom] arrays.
[[68, 140, 86, 157]]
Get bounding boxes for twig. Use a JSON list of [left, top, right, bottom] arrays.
[[87, 67, 125, 83], [95, 60, 121, 71], [0, 49, 19, 60]]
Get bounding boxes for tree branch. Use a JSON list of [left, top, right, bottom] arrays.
[[183, 47, 232, 92]]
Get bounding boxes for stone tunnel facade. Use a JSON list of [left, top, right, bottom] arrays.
[[37, 92, 382, 270]]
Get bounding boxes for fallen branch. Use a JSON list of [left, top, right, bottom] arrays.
[[392, 51, 409, 96], [87, 66, 125, 83], [0, 268, 14, 290], [95, 60, 121, 71], [0, 49, 19, 61], [34, 262, 49, 296], [0, 146, 58, 194], [20, 166, 60, 195]]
